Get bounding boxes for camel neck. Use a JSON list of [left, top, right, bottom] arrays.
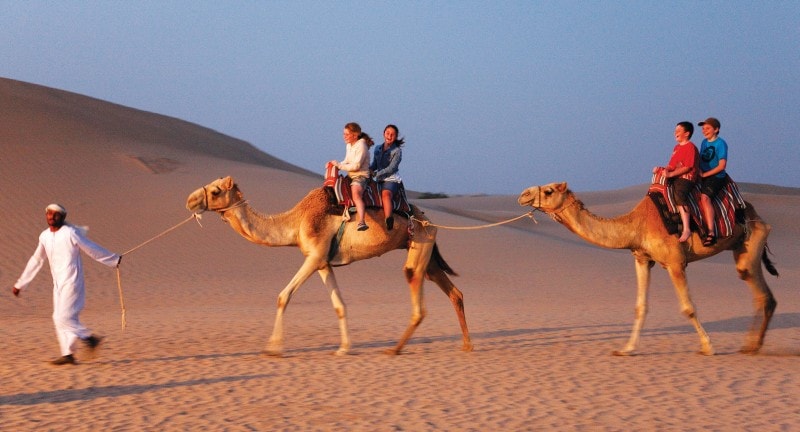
[[556, 197, 639, 250], [222, 205, 298, 247]]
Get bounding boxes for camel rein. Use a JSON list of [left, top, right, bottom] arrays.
[[411, 211, 538, 231], [114, 213, 204, 330]]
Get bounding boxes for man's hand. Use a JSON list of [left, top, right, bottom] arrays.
[[12, 287, 20, 297]]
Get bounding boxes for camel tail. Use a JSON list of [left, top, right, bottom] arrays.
[[762, 245, 779, 277], [432, 243, 458, 277]]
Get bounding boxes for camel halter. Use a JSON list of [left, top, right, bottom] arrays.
[[526, 187, 579, 223], [201, 185, 249, 219], [546, 196, 580, 223]]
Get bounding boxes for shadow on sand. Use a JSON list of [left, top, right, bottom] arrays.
[[0, 373, 272, 406]]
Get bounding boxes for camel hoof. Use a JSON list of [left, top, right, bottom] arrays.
[[739, 346, 761, 355], [698, 348, 716, 356], [384, 348, 401, 355], [612, 349, 636, 356], [462, 343, 474, 352], [333, 349, 349, 356]]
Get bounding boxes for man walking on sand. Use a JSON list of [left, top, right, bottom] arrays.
[[12, 204, 121, 365]]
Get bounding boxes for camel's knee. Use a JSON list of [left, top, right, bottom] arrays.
[[737, 267, 750, 280], [405, 268, 426, 288], [412, 310, 426, 325], [404, 267, 415, 283], [634, 305, 647, 320]]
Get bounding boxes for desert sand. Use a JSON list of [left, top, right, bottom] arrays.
[[1, 77, 797, 431]]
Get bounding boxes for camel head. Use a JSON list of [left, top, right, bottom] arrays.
[[517, 182, 571, 213], [186, 176, 244, 213]]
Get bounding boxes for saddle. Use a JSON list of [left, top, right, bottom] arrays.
[[323, 163, 411, 215], [323, 163, 414, 261], [648, 168, 745, 239]]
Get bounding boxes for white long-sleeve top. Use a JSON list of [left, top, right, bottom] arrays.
[[15, 224, 120, 292], [335, 138, 370, 178]]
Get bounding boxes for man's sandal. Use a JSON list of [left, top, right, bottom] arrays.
[[703, 234, 716, 247]]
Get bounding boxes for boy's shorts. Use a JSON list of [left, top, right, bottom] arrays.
[[700, 176, 726, 197], [672, 178, 694, 206]]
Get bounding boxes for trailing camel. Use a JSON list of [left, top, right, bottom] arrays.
[[518, 182, 778, 355]]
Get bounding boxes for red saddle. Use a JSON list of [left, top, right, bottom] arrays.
[[648, 168, 745, 238], [324, 163, 411, 214]]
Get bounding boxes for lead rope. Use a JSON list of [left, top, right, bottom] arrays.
[[115, 213, 204, 330], [410, 211, 538, 235]]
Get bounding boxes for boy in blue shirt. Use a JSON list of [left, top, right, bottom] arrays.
[[697, 117, 727, 246]]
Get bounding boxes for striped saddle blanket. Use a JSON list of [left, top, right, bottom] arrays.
[[323, 163, 411, 214], [648, 168, 745, 238]]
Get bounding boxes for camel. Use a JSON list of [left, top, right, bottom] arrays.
[[518, 182, 779, 356], [186, 176, 472, 356]]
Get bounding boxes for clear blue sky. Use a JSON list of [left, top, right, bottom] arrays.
[[3, 1, 798, 195]]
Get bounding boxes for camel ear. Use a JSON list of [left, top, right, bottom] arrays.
[[556, 182, 568, 192], [222, 176, 234, 190]]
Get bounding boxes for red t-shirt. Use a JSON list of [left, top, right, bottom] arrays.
[[667, 141, 700, 181]]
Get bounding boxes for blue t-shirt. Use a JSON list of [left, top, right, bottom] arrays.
[[699, 137, 728, 178]]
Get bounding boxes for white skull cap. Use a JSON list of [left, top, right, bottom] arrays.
[[45, 203, 67, 214]]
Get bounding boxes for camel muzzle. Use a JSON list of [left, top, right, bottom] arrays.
[[517, 188, 539, 208], [186, 188, 208, 213]]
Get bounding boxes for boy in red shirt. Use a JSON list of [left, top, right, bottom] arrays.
[[653, 121, 700, 242]]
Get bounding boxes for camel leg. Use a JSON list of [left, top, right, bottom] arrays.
[[317, 265, 351, 355], [264, 257, 326, 356], [666, 264, 714, 355], [735, 219, 777, 354], [387, 266, 425, 355], [614, 255, 652, 356], [386, 233, 434, 355], [426, 265, 473, 352]]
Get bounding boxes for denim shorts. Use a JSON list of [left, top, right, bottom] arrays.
[[379, 181, 401, 196]]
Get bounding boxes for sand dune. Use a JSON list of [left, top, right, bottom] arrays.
[[1, 78, 797, 431]]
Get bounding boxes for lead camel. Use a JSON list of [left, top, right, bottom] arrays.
[[187, 176, 472, 356]]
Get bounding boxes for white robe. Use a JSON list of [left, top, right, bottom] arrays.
[[16, 224, 119, 356]]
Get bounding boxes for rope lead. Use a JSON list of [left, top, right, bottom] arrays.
[[115, 213, 203, 330], [411, 211, 538, 230]]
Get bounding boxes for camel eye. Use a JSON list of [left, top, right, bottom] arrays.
[[544, 188, 553, 196], [211, 188, 221, 196]]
